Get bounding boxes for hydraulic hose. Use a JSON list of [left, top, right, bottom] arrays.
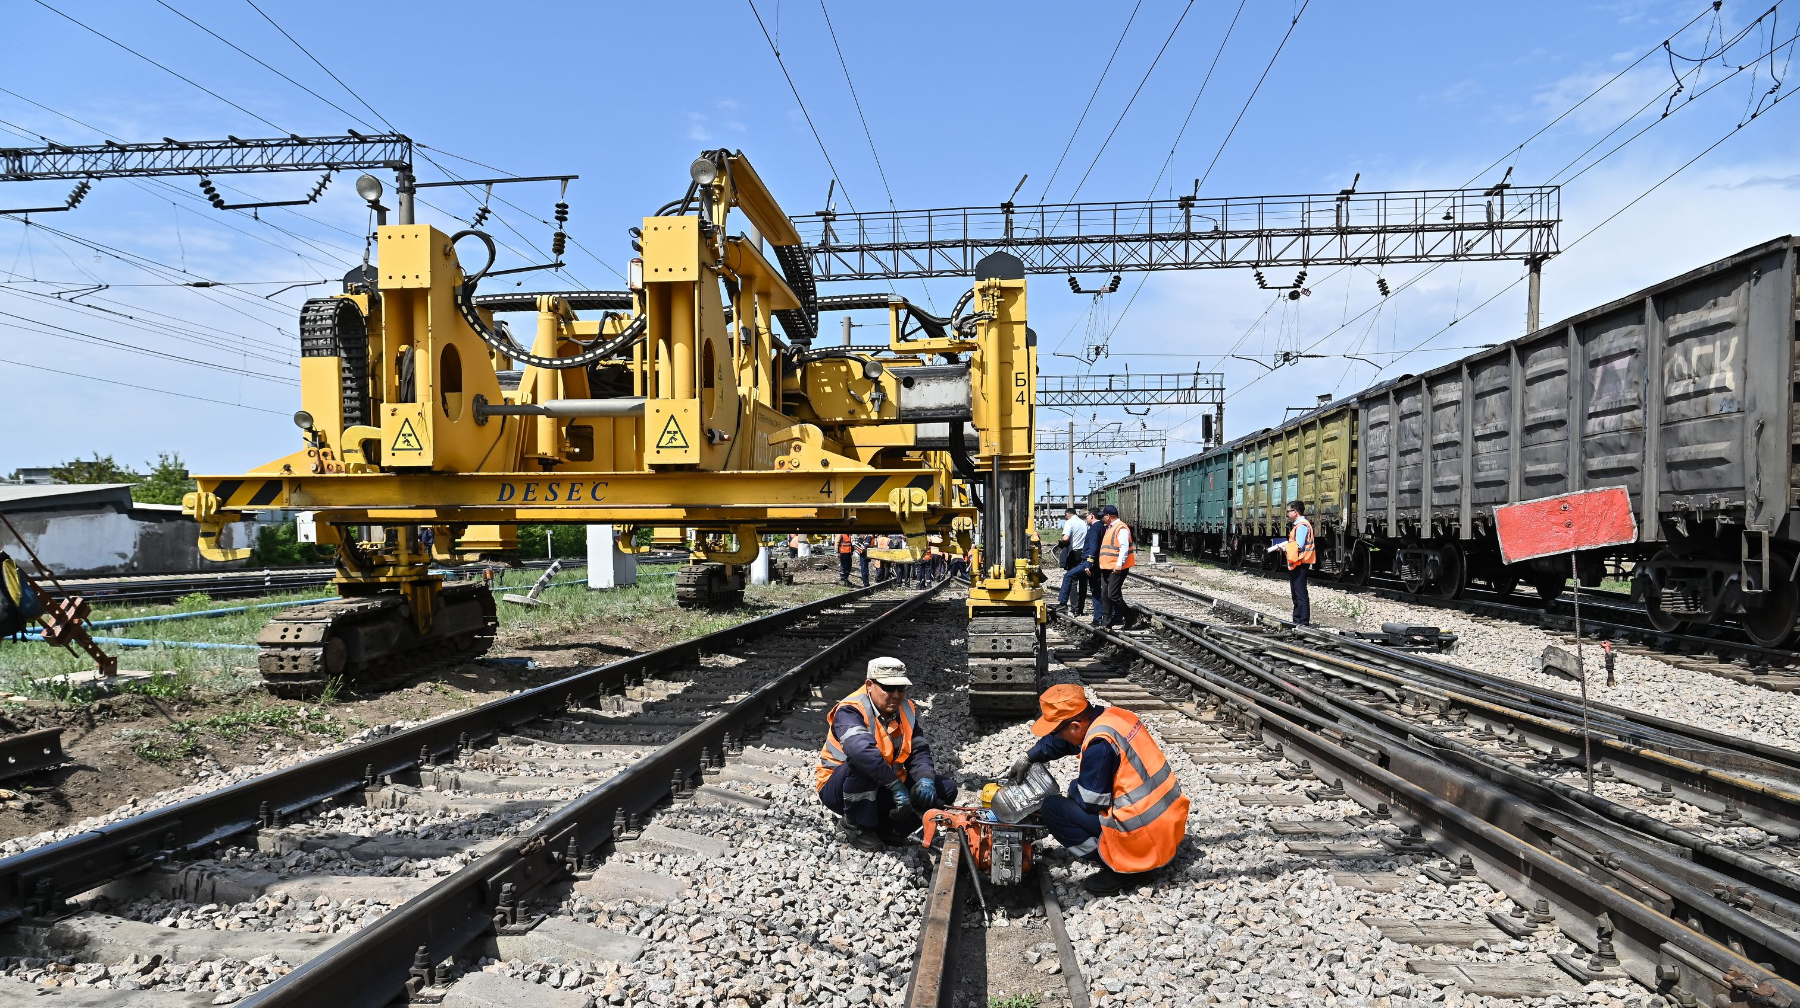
[[449, 229, 645, 370]]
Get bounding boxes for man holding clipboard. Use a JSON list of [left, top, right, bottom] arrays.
[[1266, 500, 1315, 625]]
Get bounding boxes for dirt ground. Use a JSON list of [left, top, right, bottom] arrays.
[[0, 560, 852, 842]]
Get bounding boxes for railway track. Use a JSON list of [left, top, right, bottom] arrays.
[[0, 579, 943, 1005], [1138, 557, 1800, 684], [1051, 574, 1800, 1007]]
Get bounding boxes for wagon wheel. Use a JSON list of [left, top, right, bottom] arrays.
[[1347, 543, 1373, 586], [1531, 572, 1566, 603], [1431, 544, 1466, 600], [1489, 573, 1518, 596], [1400, 553, 1427, 594], [1641, 550, 1689, 633], [1740, 552, 1799, 648]]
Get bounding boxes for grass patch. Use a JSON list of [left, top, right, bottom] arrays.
[[124, 703, 347, 764], [494, 570, 841, 642], [991, 995, 1041, 1008]]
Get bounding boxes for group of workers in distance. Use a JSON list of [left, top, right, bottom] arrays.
[[815, 658, 1190, 896], [1056, 498, 1315, 626], [822, 533, 956, 589], [1053, 504, 1141, 630]]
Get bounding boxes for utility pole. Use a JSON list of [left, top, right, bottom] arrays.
[[1526, 257, 1543, 332], [843, 316, 853, 346], [1066, 420, 1075, 512]]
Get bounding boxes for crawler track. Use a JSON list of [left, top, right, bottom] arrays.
[[1054, 582, 1800, 1007]]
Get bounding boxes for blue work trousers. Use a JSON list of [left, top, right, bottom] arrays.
[[1041, 791, 1105, 864], [818, 762, 958, 835], [1059, 560, 1091, 612], [1091, 565, 1111, 625], [858, 553, 872, 586], [1289, 564, 1311, 625]]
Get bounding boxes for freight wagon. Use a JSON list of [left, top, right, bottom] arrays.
[[1356, 235, 1800, 645], [1086, 236, 1800, 646]]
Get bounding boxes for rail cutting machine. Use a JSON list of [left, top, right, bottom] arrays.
[[183, 150, 1044, 710]]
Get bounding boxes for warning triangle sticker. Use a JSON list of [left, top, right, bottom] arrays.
[[391, 418, 424, 452], [656, 414, 690, 450]]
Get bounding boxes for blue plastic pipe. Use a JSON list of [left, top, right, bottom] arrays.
[[76, 596, 340, 630], [85, 637, 260, 651]]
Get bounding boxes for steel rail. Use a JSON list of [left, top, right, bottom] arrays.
[[242, 578, 948, 1008], [1130, 554, 1798, 668], [1128, 570, 1800, 774], [0, 581, 891, 926], [1198, 622, 1800, 835], [1064, 613, 1800, 1007], [902, 831, 966, 1008], [1134, 609, 1800, 917], [0, 728, 66, 782]]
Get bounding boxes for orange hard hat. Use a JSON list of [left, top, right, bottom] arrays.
[[1029, 683, 1091, 737]]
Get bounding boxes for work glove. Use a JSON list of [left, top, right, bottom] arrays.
[[887, 779, 912, 811], [1006, 755, 1033, 785], [910, 778, 939, 810]]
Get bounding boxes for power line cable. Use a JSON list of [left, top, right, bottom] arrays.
[[27, 0, 287, 133], [1093, 0, 1311, 353], [746, 0, 859, 213], [1037, 2, 1143, 203], [0, 312, 296, 383], [151, 0, 381, 133], [244, 0, 399, 132], [1063, 2, 1196, 204], [0, 354, 286, 414], [1200, 81, 1800, 426]]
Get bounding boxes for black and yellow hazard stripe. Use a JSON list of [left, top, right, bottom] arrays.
[[208, 478, 288, 508], [841, 473, 938, 504]]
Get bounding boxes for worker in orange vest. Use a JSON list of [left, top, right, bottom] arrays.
[[836, 533, 855, 586], [1096, 504, 1139, 630], [1006, 683, 1189, 894], [1266, 499, 1316, 625], [816, 657, 956, 850]]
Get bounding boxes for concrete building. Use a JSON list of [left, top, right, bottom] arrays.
[[0, 484, 257, 576]]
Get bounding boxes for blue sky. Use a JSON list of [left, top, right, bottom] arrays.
[[4, 0, 1798, 496]]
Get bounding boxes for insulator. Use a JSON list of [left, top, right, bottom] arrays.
[[552, 231, 567, 257], [1253, 268, 1268, 289], [554, 201, 569, 225], [67, 181, 90, 208], [1107, 274, 1121, 293], [471, 206, 490, 227], [1377, 277, 1391, 297], [1066, 275, 1081, 294], [1294, 270, 1307, 286]]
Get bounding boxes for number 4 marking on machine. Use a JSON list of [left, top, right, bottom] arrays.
[[391, 418, 424, 453], [656, 414, 690, 450]]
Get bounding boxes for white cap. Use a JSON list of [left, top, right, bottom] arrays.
[[866, 656, 912, 687]]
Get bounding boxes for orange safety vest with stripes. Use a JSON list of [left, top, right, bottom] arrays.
[[1284, 516, 1316, 569], [815, 686, 917, 791], [837, 534, 855, 554], [1098, 520, 1136, 570], [1082, 706, 1189, 873]]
